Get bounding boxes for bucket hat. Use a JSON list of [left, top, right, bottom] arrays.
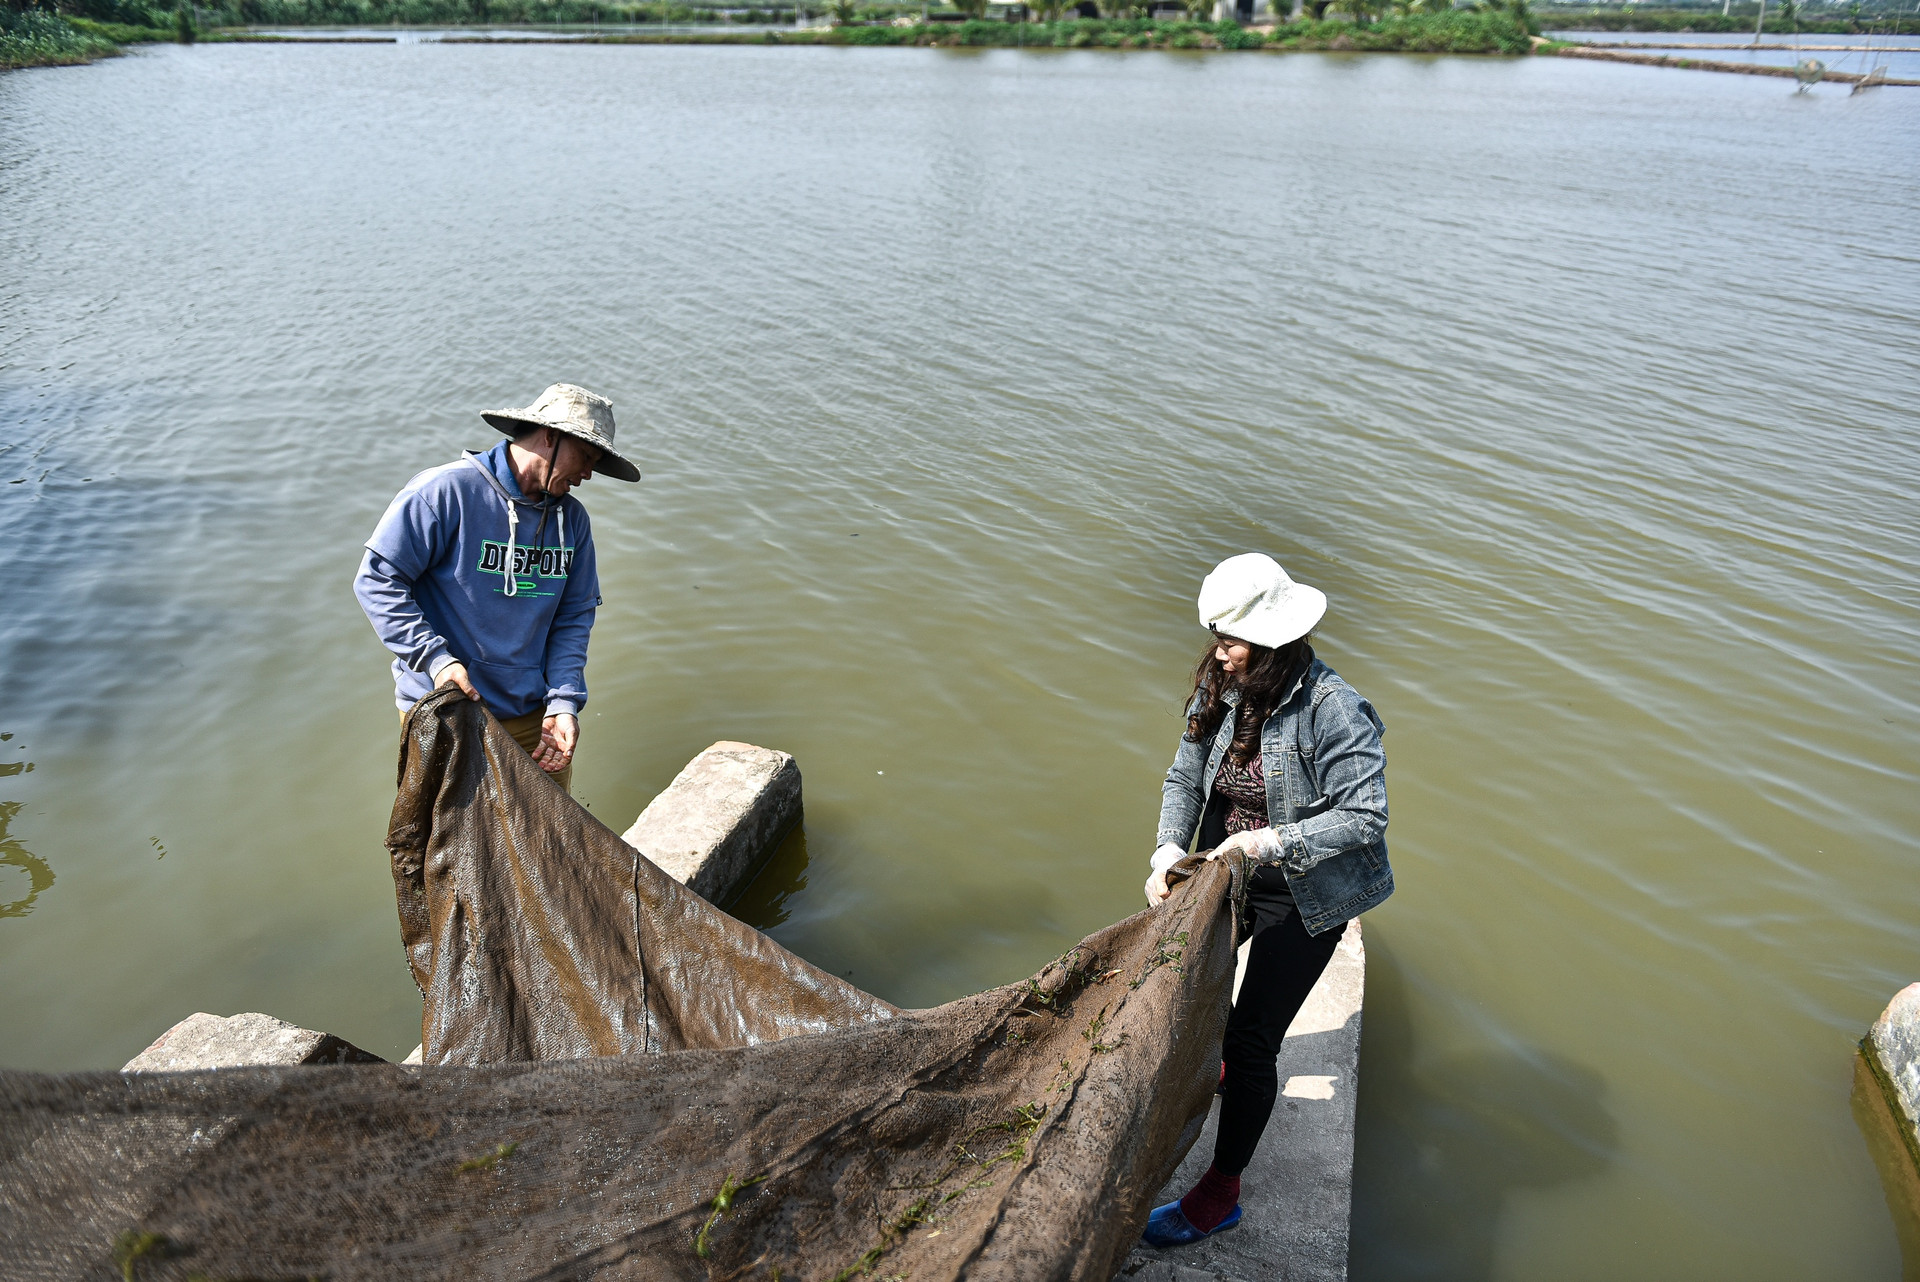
[[482, 383, 641, 483], [1197, 553, 1326, 649]]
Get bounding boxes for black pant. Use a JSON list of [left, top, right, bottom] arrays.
[[1213, 867, 1346, 1177]]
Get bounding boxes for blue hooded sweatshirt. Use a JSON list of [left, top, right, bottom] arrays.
[[354, 439, 601, 719]]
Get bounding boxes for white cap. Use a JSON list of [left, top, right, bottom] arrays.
[[1197, 553, 1327, 649]]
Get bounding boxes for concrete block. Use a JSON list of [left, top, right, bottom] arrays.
[[621, 740, 802, 907], [123, 1012, 385, 1072], [1866, 982, 1920, 1166], [1119, 1263, 1241, 1282], [1119, 919, 1367, 1282]]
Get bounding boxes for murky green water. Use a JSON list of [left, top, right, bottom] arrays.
[[3, 42, 1916, 1279]]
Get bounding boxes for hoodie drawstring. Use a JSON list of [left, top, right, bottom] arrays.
[[503, 502, 520, 598], [504, 499, 567, 599]]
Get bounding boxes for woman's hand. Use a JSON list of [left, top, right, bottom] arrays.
[[1213, 827, 1284, 864], [1145, 842, 1186, 907]]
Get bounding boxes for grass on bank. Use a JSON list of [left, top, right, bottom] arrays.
[[66, 12, 176, 38]]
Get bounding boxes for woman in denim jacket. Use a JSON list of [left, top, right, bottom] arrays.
[[1139, 554, 1394, 1249]]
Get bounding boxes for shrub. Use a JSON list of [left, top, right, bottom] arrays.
[[1263, 10, 1529, 52], [1, 6, 120, 66]]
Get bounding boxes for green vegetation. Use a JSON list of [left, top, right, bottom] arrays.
[[0, 0, 1607, 64], [455, 1139, 520, 1171], [2, 4, 118, 66], [110, 1231, 172, 1282], [66, 12, 174, 36], [692, 1172, 767, 1259], [9, 0, 1542, 55], [822, 11, 1532, 50], [53, 0, 817, 29]]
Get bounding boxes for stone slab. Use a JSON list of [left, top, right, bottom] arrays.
[[1118, 920, 1366, 1282], [123, 1011, 385, 1072], [621, 740, 802, 907], [1852, 1046, 1920, 1272], [1865, 982, 1920, 1171]]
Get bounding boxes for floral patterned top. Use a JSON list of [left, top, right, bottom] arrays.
[[1212, 748, 1268, 836]]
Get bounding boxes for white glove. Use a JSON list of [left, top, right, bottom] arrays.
[[1216, 827, 1285, 864], [1144, 844, 1186, 907], [1149, 843, 1187, 875]]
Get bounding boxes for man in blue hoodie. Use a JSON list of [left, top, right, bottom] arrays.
[[354, 384, 641, 791]]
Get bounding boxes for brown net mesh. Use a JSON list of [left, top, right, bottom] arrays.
[[1, 689, 1245, 1282]]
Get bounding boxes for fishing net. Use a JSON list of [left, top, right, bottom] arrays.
[[0, 688, 1246, 1282]]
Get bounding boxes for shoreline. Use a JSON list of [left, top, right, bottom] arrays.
[[1550, 43, 1919, 86], [13, 10, 1916, 79]]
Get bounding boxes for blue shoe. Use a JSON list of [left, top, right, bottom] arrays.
[[1140, 1199, 1243, 1248]]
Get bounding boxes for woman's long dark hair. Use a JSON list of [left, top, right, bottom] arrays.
[[1185, 633, 1314, 761]]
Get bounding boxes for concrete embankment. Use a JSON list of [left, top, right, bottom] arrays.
[[1123, 923, 1367, 1282], [1553, 43, 1919, 85]]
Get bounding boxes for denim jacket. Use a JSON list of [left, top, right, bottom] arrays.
[[1157, 658, 1393, 936]]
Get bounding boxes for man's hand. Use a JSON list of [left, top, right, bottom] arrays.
[[534, 713, 578, 773], [434, 661, 481, 703], [1145, 868, 1171, 908]]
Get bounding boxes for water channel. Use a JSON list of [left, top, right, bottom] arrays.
[[2, 41, 1916, 1280]]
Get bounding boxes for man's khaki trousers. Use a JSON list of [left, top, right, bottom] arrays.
[[401, 707, 571, 794]]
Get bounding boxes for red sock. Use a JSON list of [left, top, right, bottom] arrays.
[[1179, 1164, 1241, 1232]]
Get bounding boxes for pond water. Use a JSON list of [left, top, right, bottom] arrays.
[[2, 42, 1916, 1280]]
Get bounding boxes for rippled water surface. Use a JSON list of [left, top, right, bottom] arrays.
[[3, 42, 1917, 1280]]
